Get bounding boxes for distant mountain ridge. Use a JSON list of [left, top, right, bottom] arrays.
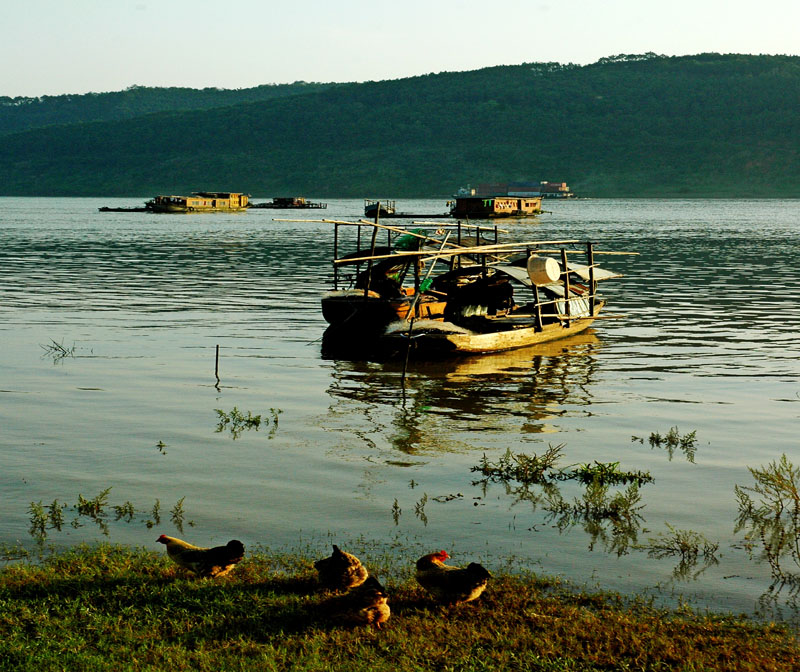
[[0, 82, 337, 136], [1, 53, 799, 197]]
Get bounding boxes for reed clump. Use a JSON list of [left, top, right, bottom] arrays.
[[215, 406, 282, 439], [0, 544, 796, 671]]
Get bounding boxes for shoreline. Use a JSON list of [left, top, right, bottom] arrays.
[[1, 543, 797, 670]]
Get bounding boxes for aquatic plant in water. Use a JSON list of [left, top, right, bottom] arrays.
[[562, 461, 654, 486], [633, 426, 698, 462], [28, 502, 47, 542], [47, 500, 65, 531], [544, 481, 646, 557], [414, 493, 428, 526], [113, 501, 136, 522], [471, 447, 653, 556], [170, 496, 187, 533], [472, 445, 563, 485], [27, 489, 189, 541], [639, 523, 719, 580], [215, 406, 282, 439], [735, 454, 800, 590], [472, 447, 653, 487]]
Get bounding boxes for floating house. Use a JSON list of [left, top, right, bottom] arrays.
[[450, 195, 543, 218], [145, 192, 250, 213]]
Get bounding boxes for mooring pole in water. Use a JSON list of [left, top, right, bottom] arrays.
[[215, 344, 220, 383]]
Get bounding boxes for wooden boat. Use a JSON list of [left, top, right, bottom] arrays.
[[320, 218, 508, 334], [98, 206, 148, 212], [450, 195, 543, 218], [250, 197, 327, 209], [363, 198, 450, 219], [364, 199, 396, 218], [145, 191, 249, 213], [305, 213, 630, 359], [378, 242, 629, 357]]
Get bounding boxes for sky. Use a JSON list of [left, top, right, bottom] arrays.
[[2, 0, 799, 97]]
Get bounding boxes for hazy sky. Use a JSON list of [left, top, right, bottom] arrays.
[[3, 0, 799, 97]]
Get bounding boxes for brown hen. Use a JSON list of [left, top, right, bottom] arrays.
[[415, 550, 491, 605], [323, 576, 391, 629], [314, 544, 368, 590], [156, 534, 244, 578]]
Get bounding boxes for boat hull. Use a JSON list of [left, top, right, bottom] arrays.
[[321, 290, 447, 330], [146, 203, 249, 213], [381, 303, 604, 356]]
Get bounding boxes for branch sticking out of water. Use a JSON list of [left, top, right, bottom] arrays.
[[39, 338, 76, 363]]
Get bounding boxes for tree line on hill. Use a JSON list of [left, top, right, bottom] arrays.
[[0, 82, 336, 137], [1, 53, 799, 197]]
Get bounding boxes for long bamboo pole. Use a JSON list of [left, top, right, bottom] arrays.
[[333, 239, 583, 265], [274, 217, 508, 234]]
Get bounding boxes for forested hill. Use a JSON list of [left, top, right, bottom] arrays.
[[2, 53, 799, 198], [0, 82, 336, 136]]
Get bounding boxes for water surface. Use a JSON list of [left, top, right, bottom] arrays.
[[2, 197, 799, 621]]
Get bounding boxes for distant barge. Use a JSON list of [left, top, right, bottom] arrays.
[[450, 195, 543, 218], [364, 199, 451, 220], [250, 197, 327, 209], [99, 191, 250, 213], [146, 192, 250, 213], [98, 206, 148, 213]]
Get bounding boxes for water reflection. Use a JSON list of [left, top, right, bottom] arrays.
[[471, 446, 649, 557], [323, 331, 603, 453], [641, 525, 720, 581]]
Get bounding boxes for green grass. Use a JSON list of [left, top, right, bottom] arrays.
[[0, 545, 797, 671]]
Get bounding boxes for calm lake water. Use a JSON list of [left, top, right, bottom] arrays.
[[2, 197, 799, 621]]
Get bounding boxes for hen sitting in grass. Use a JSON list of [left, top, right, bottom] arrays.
[[415, 550, 491, 605], [314, 544, 368, 591], [156, 534, 244, 578], [322, 576, 391, 629]]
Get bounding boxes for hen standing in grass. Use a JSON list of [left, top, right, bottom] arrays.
[[314, 544, 369, 591], [156, 534, 245, 578], [415, 550, 491, 605]]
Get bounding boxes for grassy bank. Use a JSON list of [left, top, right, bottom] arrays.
[[0, 544, 797, 671]]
